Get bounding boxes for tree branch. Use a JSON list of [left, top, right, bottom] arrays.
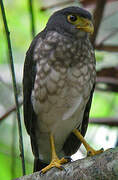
[[0, 100, 23, 123], [97, 77, 118, 85], [15, 147, 118, 180], [91, 0, 107, 45], [90, 117, 118, 126], [95, 45, 118, 52]]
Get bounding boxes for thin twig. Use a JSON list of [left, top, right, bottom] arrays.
[[96, 77, 118, 86], [11, 114, 17, 180], [28, 0, 36, 38], [90, 117, 118, 126], [96, 77, 118, 92], [95, 86, 118, 92], [95, 44, 118, 52], [0, 100, 23, 122], [0, 0, 26, 175]]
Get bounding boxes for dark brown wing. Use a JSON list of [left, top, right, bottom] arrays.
[[23, 37, 37, 135], [23, 33, 42, 157], [63, 84, 95, 156], [23, 31, 50, 172]]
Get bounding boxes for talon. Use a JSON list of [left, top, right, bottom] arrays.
[[61, 165, 67, 172], [64, 156, 72, 162], [59, 157, 68, 164], [39, 170, 44, 176], [87, 150, 92, 156], [60, 165, 66, 171], [87, 148, 104, 157]]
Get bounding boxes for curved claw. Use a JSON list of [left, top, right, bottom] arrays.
[[64, 156, 72, 162], [60, 165, 67, 173], [87, 148, 104, 157], [39, 170, 45, 176], [41, 157, 68, 174]]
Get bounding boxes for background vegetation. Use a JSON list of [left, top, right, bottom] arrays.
[[0, 0, 118, 179]]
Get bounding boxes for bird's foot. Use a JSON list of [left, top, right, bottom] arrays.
[[41, 157, 68, 174], [73, 129, 104, 157], [87, 147, 104, 156]]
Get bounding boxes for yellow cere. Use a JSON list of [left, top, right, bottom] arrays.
[[67, 14, 94, 34]]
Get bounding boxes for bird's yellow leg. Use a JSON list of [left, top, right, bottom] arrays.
[[41, 134, 68, 173], [73, 129, 104, 156]]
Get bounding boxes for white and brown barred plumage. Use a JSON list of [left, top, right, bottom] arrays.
[[23, 6, 96, 172]]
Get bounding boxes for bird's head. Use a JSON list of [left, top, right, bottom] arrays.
[[46, 6, 94, 38]]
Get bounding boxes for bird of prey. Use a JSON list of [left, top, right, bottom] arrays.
[[23, 6, 103, 173]]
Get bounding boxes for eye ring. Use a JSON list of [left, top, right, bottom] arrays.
[[67, 14, 77, 23]]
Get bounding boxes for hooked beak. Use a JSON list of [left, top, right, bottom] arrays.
[[76, 18, 94, 34]]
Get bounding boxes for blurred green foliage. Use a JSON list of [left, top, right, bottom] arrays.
[[0, 0, 50, 64], [0, 1, 118, 180], [90, 92, 118, 118], [0, 143, 32, 180]]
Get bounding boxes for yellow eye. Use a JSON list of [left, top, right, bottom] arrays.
[[67, 14, 78, 24], [67, 14, 94, 34]]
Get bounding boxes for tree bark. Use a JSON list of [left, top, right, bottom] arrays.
[[15, 147, 118, 180]]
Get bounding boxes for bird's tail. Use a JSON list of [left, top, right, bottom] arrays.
[[33, 158, 48, 172]]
